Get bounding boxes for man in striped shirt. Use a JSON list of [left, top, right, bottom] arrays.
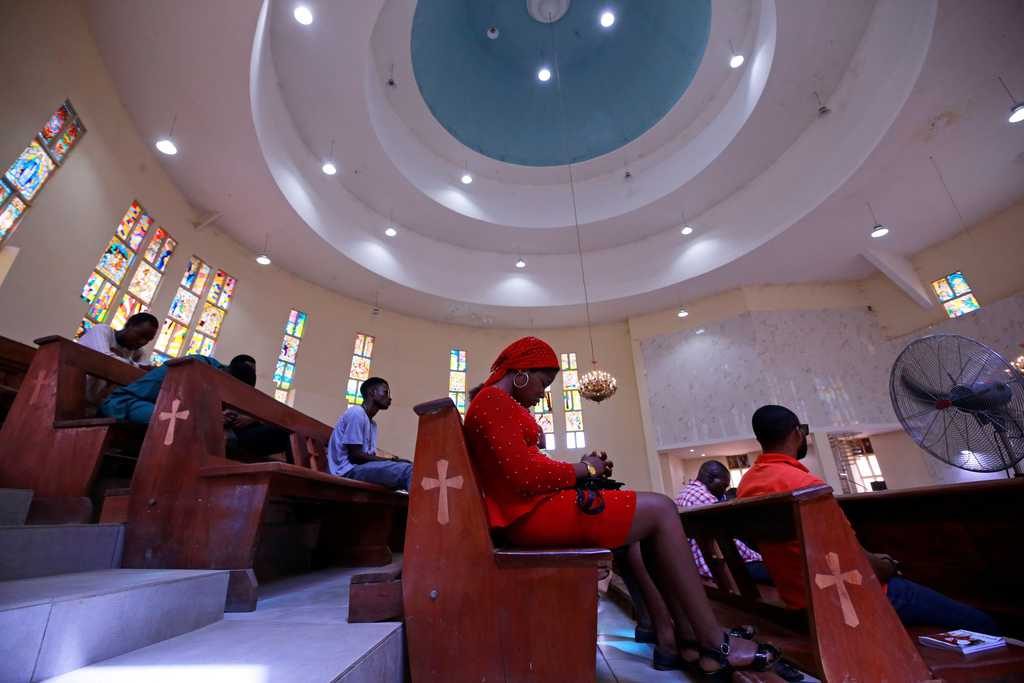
[[675, 460, 770, 583]]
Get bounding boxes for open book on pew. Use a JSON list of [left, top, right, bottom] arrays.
[[918, 630, 1006, 655]]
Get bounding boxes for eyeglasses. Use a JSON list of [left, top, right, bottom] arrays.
[[797, 423, 809, 436]]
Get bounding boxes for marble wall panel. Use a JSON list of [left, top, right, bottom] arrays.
[[641, 293, 1024, 454]]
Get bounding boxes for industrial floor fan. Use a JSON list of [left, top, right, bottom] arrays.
[[890, 334, 1024, 477]]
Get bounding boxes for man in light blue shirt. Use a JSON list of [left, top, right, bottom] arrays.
[[328, 377, 411, 491]]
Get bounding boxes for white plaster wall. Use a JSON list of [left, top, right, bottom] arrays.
[[641, 293, 1024, 484]]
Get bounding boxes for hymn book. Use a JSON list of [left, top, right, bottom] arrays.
[[918, 630, 1006, 655]]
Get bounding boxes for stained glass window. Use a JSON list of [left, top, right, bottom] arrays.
[[4, 141, 54, 202], [931, 271, 981, 319], [273, 309, 308, 403], [347, 333, 376, 405], [154, 255, 236, 363], [0, 100, 85, 249], [448, 348, 467, 414], [76, 201, 176, 338], [531, 389, 556, 450], [561, 352, 586, 449]]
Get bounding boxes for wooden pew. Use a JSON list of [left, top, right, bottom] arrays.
[[120, 357, 407, 611], [0, 336, 145, 521], [0, 335, 34, 426], [839, 478, 1024, 635], [680, 485, 933, 682], [403, 397, 610, 683], [679, 485, 1024, 682]]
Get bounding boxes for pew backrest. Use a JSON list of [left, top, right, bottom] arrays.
[[0, 336, 146, 497], [0, 335, 34, 390], [680, 485, 933, 682], [838, 477, 1024, 634]]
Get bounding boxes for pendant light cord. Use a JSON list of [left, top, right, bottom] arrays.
[[549, 18, 598, 365], [930, 155, 968, 233]]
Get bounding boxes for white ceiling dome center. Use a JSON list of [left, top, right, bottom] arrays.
[[528, 0, 571, 24]]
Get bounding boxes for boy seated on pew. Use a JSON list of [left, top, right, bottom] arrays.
[[99, 354, 291, 460], [738, 404, 999, 634], [78, 312, 159, 406], [328, 377, 412, 491]]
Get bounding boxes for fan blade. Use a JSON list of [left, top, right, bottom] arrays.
[[900, 370, 947, 405]]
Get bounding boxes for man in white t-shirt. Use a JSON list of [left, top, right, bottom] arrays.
[[77, 312, 159, 405], [328, 377, 411, 490]]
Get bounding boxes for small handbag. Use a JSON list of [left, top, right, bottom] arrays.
[[575, 476, 625, 515]]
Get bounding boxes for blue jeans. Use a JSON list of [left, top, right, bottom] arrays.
[[346, 460, 412, 491], [100, 397, 155, 424], [887, 576, 999, 634]]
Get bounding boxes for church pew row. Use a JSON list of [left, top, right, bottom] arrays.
[[120, 357, 407, 611], [679, 484, 1024, 683], [0, 335, 34, 426], [402, 397, 610, 683], [838, 478, 1024, 635], [0, 336, 145, 522]]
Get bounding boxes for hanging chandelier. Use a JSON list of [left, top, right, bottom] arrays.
[[549, 14, 617, 403]]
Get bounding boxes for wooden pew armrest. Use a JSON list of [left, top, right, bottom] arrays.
[[494, 547, 611, 569], [53, 417, 119, 428], [199, 461, 409, 497]]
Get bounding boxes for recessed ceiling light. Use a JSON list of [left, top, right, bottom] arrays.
[[677, 308, 689, 318], [730, 54, 745, 69], [1010, 103, 1024, 124], [515, 258, 527, 269], [870, 224, 889, 238], [695, 328, 705, 335], [701, 452, 706, 457], [600, 10, 615, 28], [384, 226, 397, 237], [461, 173, 473, 185], [321, 161, 337, 175], [681, 225, 694, 236], [537, 67, 552, 82], [689, 449, 695, 453], [256, 254, 271, 266], [155, 138, 177, 155], [293, 5, 313, 25]]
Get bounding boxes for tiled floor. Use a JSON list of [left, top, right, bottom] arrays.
[[596, 598, 698, 682], [596, 598, 818, 682]]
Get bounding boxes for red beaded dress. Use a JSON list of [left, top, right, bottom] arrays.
[[465, 384, 636, 549]]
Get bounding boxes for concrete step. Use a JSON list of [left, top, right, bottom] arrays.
[[0, 568, 228, 683], [0, 488, 32, 525], [44, 567, 404, 683], [0, 524, 123, 581]]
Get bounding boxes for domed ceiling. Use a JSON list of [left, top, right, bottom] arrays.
[[82, 0, 1024, 328], [411, 0, 710, 166]]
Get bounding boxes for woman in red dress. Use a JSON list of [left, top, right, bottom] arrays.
[[465, 336, 780, 678]]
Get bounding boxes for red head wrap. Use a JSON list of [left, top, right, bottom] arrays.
[[483, 336, 559, 387]]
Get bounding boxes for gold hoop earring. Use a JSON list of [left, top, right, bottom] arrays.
[[512, 371, 530, 389]]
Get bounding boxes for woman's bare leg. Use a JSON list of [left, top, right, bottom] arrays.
[[626, 492, 761, 669], [623, 542, 677, 652]]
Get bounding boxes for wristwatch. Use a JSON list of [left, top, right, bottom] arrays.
[[585, 461, 597, 477]]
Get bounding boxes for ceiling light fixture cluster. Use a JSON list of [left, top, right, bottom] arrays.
[[321, 139, 337, 175], [677, 308, 689, 318], [600, 10, 616, 28], [256, 233, 272, 266], [537, 67, 552, 82]]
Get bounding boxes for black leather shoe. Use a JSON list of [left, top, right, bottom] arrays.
[[652, 647, 685, 671], [634, 626, 656, 644]]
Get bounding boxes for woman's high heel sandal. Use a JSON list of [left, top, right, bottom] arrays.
[[697, 630, 780, 680]]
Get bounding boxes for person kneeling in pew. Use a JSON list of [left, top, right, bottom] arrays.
[[327, 377, 412, 491], [99, 354, 291, 460], [738, 404, 999, 634]]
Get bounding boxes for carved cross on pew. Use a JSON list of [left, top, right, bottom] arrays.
[[814, 551, 863, 628], [29, 370, 48, 404], [158, 398, 190, 446], [421, 459, 464, 525]]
